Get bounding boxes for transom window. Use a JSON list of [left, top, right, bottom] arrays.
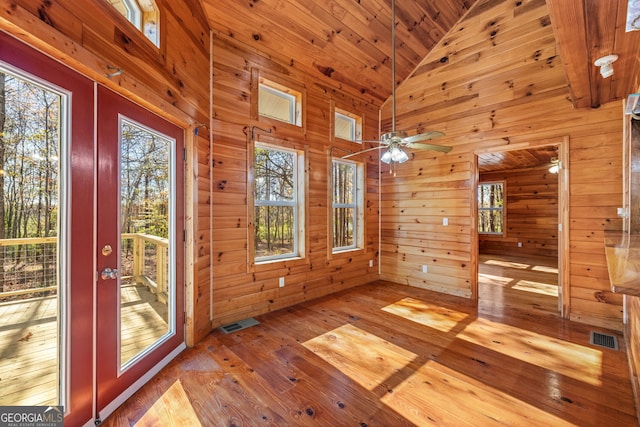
[[107, 0, 160, 46], [334, 108, 362, 142], [332, 159, 363, 252], [258, 79, 302, 126], [478, 182, 504, 234], [254, 143, 304, 261]]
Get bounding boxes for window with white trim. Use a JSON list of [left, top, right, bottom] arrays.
[[254, 143, 304, 261], [258, 79, 302, 126], [332, 159, 363, 252], [478, 181, 504, 234], [107, 0, 160, 46], [334, 108, 362, 142]]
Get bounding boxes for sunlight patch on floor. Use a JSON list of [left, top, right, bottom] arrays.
[[478, 273, 513, 287], [483, 259, 532, 269], [382, 297, 469, 333], [458, 317, 602, 386], [531, 264, 559, 274], [513, 280, 559, 296], [303, 323, 416, 391], [134, 380, 201, 426], [380, 359, 575, 426]]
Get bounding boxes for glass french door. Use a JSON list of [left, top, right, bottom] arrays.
[[95, 86, 185, 418], [0, 30, 95, 426], [0, 31, 185, 425]]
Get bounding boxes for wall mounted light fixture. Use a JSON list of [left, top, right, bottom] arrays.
[[594, 54, 618, 78]]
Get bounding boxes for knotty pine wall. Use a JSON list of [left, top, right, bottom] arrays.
[[0, 0, 213, 345], [479, 166, 558, 258], [210, 35, 380, 333], [380, 0, 624, 330]]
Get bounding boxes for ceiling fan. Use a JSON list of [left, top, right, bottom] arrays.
[[342, 0, 451, 164]]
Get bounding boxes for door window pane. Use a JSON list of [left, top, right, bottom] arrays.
[[119, 119, 174, 368], [0, 68, 64, 406]]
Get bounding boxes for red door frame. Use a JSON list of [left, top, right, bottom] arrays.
[[95, 85, 185, 415], [0, 30, 186, 425], [0, 31, 95, 426]]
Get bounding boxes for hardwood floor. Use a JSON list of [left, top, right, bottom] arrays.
[[103, 273, 636, 426], [478, 253, 559, 317]]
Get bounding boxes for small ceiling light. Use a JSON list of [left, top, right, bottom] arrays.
[[594, 54, 618, 78], [548, 157, 560, 174]]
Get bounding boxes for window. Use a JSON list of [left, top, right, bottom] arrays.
[[478, 182, 504, 234], [332, 159, 363, 252], [107, 0, 160, 46], [258, 79, 302, 126], [334, 108, 362, 142], [254, 144, 304, 261]]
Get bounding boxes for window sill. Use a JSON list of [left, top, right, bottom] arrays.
[[332, 247, 364, 256], [251, 256, 308, 272]]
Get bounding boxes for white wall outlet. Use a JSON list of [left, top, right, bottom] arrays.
[[279, 277, 285, 287], [422, 265, 428, 273], [442, 217, 448, 226], [369, 259, 373, 267], [517, 242, 522, 248]]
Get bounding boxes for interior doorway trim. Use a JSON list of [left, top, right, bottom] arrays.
[[471, 136, 570, 318]]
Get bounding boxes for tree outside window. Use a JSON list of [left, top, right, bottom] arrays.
[[478, 182, 504, 234], [254, 144, 301, 261]]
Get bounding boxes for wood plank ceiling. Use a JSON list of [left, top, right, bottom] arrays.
[[546, 0, 640, 108], [202, 0, 640, 109], [478, 146, 559, 173], [202, 0, 478, 103], [202, 0, 640, 170]]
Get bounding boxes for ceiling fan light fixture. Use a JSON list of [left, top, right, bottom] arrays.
[[381, 146, 408, 164], [380, 149, 393, 164], [391, 146, 409, 163], [548, 157, 560, 174]]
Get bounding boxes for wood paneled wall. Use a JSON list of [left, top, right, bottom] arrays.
[[479, 166, 558, 258], [380, 0, 624, 330], [0, 0, 212, 344], [210, 35, 381, 335]]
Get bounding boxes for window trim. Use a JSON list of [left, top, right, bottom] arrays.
[[478, 181, 505, 236], [100, 0, 163, 52], [333, 106, 363, 143], [330, 158, 364, 254], [251, 69, 306, 134], [252, 141, 306, 264], [258, 84, 298, 125]]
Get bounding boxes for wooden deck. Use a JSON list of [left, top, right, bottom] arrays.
[[103, 256, 636, 426], [0, 283, 168, 406]]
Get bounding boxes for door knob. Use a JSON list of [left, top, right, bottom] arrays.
[[101, 267, 119, 280]]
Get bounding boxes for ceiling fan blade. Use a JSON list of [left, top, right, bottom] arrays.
[[406, 142, 452, 153], [355, 139, 387, 144], [341, 145, 385, 159], [402, 131, 445, 145]]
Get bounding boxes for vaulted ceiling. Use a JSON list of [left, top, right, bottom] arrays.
[[201, 0, 640, 110], [201, 0, 478, 103]]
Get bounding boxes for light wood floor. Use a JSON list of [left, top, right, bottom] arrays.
[[479, 253, 559, 317], [0, 283, 168, 406], [104, 260, 636, 426]]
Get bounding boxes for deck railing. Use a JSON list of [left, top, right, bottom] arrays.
[[0, 234, 169, 302]]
